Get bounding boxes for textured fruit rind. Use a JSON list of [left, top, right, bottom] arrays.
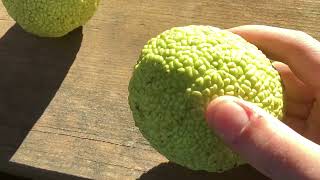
[[128, 25, 284, 172], [2, 0, 100, 37]]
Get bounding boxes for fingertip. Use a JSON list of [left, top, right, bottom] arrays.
[[227, 25, 284, 33], [227, 25, 273, 35], [206, 96, 236, 124], [206, 96, 238, 119], [272, 61, 289, 73], [206, 96, 250, 142]]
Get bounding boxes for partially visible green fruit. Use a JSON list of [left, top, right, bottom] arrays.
[[128, 25, 284, 172], [1, 0, 100, 37]]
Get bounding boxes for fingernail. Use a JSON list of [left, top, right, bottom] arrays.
[[206, 97, 250, 143]]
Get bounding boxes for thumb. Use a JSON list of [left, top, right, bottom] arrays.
[[206, 96, 320, 180]]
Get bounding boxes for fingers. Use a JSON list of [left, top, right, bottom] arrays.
[[305, 100, 320, 144], [272, 61, 314, 126], [283, 117, 306, 135], [284, 100, 313, 121], [228, 25, 320, 90], [272, 61, 314, 103], [206, 96, 320, 180]]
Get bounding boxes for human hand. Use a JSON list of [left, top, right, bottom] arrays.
[[205, 25, 320, 180]]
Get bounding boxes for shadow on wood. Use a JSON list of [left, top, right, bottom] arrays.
[[6, 162, 92, 180], [0, 24, 84, 179], [138, 162, 270, 180], [0, 171, 30, 180]]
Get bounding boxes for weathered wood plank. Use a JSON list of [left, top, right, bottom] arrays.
[[0, 0, 319, 179]]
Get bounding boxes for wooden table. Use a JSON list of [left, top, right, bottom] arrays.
[[0, 0, 319, 179]]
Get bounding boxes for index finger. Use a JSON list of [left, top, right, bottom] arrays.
[[228, 25, 320, 89]]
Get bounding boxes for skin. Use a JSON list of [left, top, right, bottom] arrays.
[[205, 25, 320, 180]]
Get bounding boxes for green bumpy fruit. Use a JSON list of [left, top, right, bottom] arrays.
[[128, 25, 284, 172], [1, 0, 100, 37]]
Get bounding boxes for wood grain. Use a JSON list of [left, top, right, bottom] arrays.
[[0, 0, 319, 179]]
